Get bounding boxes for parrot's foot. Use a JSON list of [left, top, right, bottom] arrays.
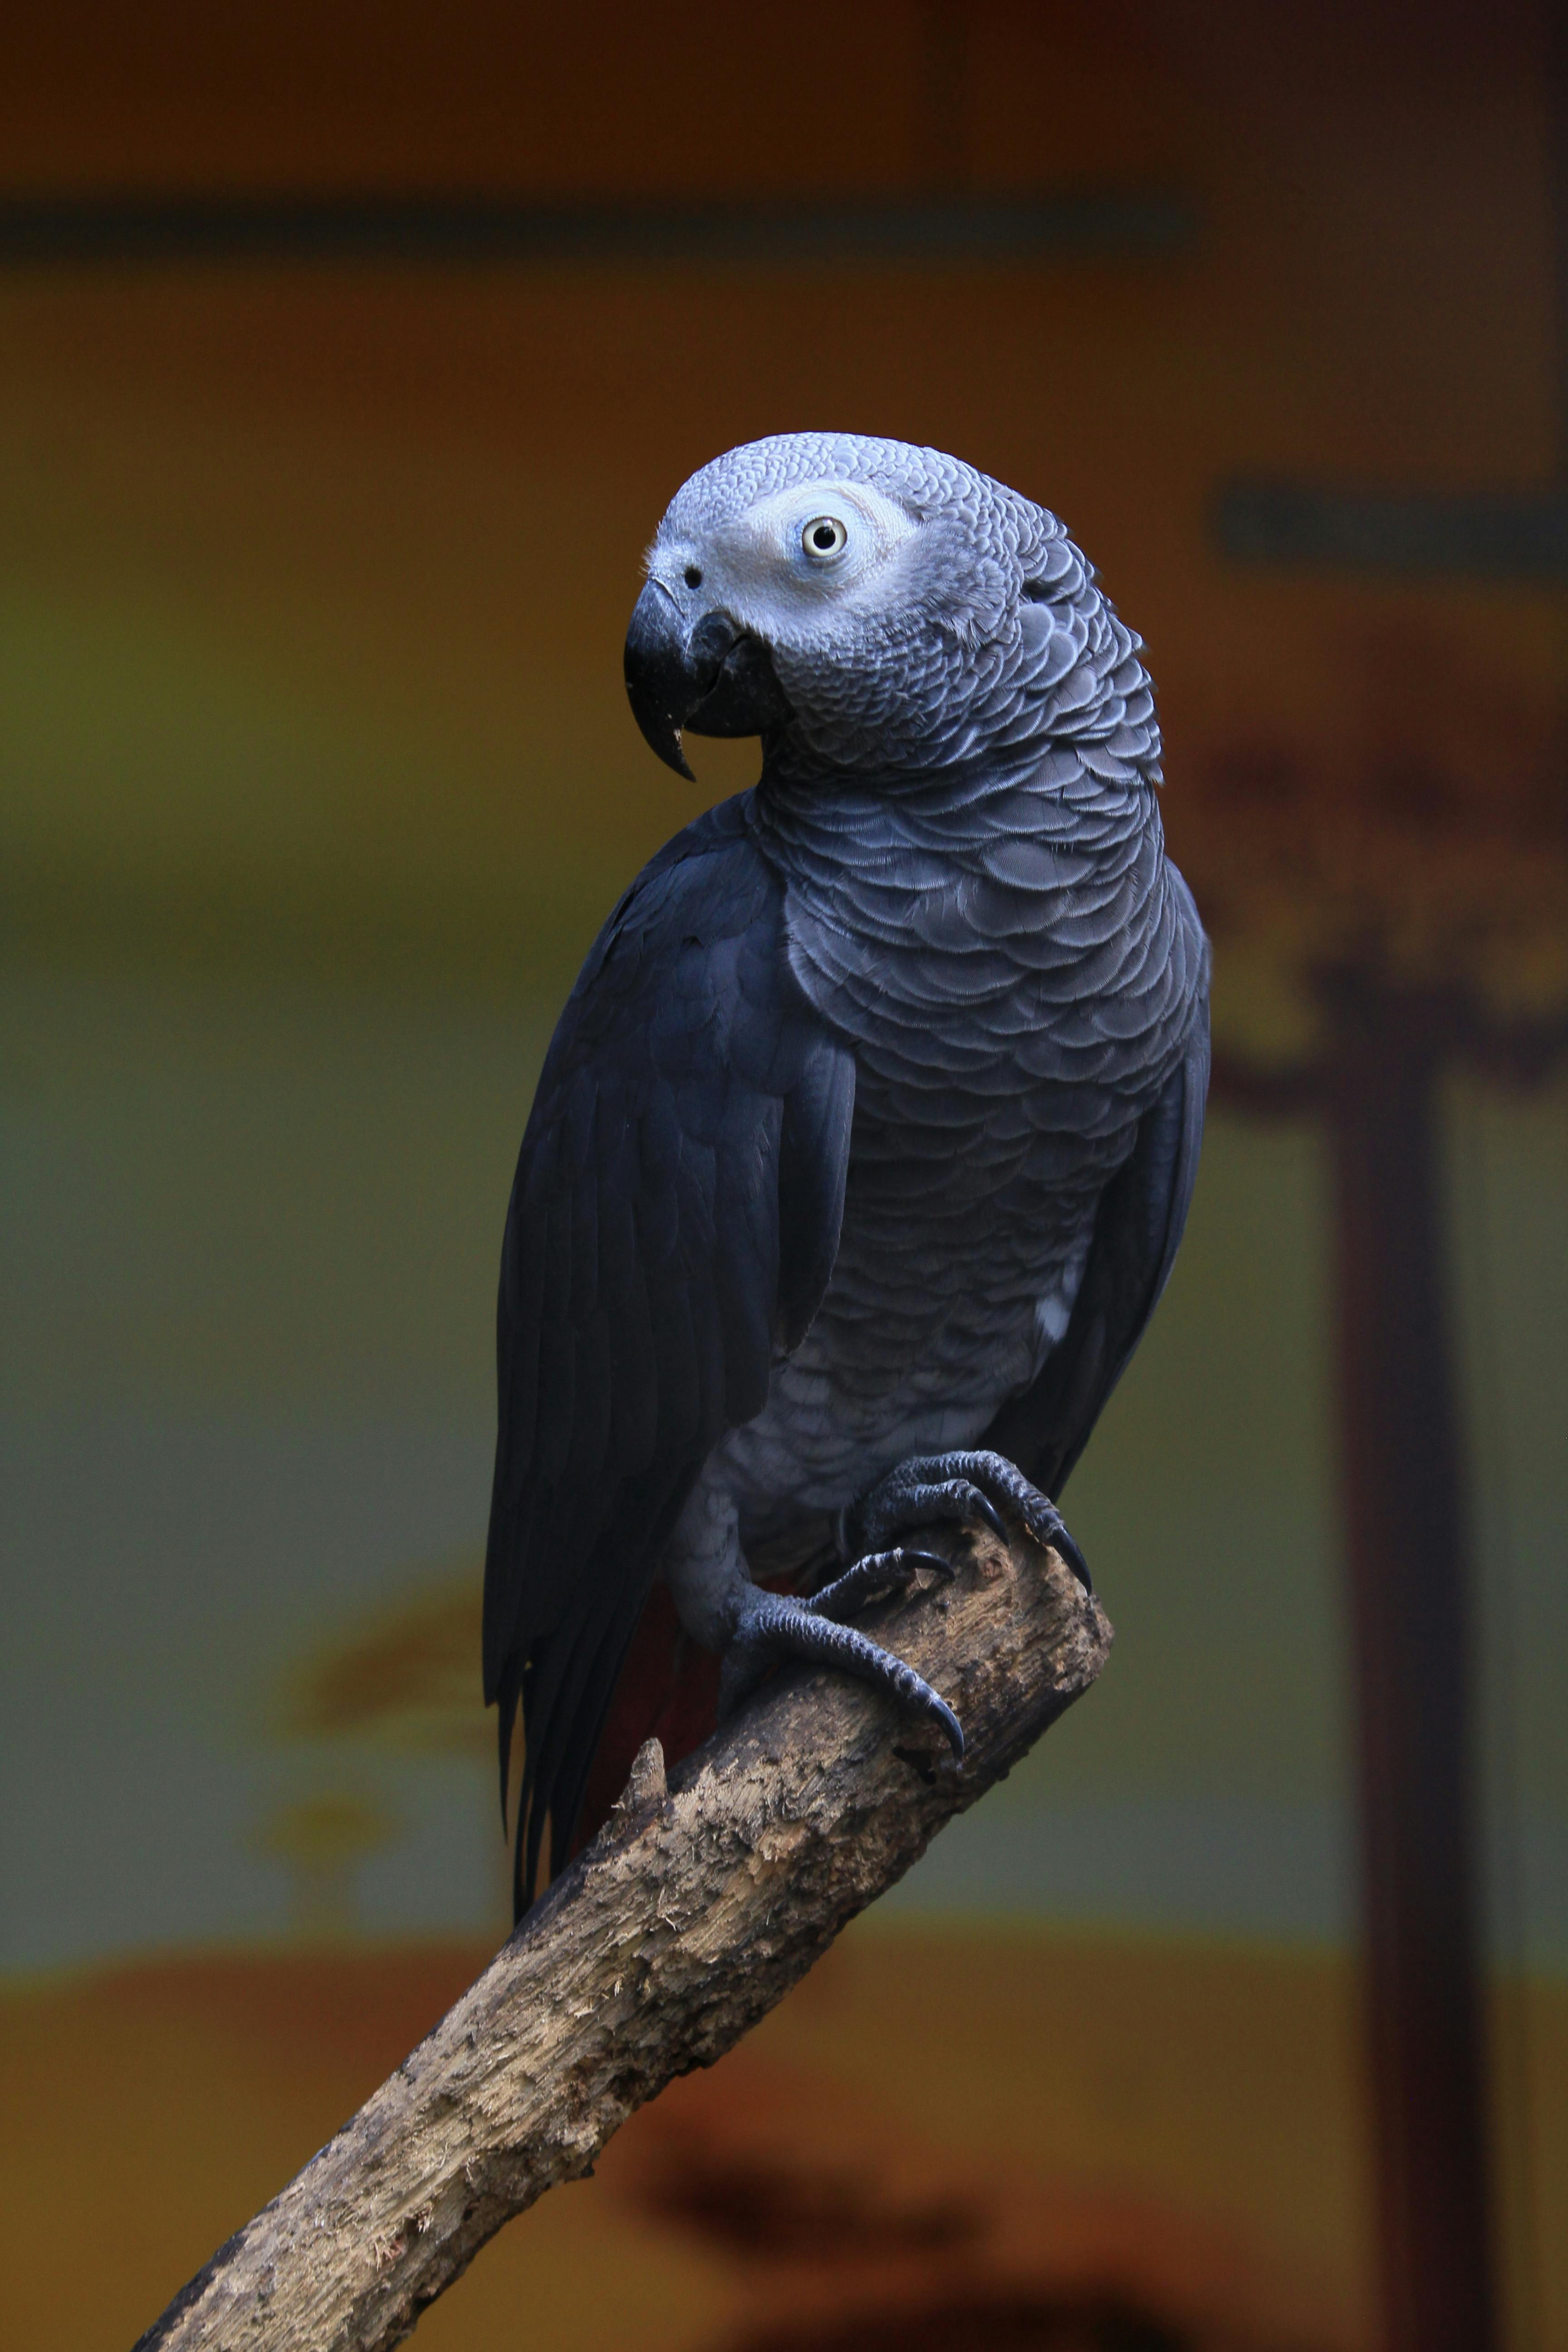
[[842, 1448, 1092, 1592], [718, 1553, 964, 1757]]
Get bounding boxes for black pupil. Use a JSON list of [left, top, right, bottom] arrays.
[[684, 564, 702, 588], [812, 524, 837, 550]]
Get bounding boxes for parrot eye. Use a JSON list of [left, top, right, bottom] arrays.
[[802, 514, 848, 562]]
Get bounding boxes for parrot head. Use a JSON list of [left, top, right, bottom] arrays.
[[624, 431, 1093, 780]]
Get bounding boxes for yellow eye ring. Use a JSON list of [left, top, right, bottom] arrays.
[[802, 514, 848, 561]]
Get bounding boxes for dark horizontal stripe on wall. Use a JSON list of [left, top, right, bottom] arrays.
[[0, 190, 1193, 269], [1215, 480, 1568, 582]]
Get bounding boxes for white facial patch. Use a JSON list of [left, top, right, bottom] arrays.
[[749, 478, 916, 564], [691, 478, 920, 621]]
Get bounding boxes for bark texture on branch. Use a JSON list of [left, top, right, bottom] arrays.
[[136, 1526, 1111, 2352]]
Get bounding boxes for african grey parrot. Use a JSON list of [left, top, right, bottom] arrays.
[[484, 431, 1209, 1912]]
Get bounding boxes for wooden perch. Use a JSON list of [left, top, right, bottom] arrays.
[[135, 1525, 1112, 2352]]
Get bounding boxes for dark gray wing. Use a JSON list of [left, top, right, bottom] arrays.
[[483, 794, 855, 1908], [983, 984, 1210, 1500]]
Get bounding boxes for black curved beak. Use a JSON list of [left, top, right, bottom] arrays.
[[624, 582, 791, 779]]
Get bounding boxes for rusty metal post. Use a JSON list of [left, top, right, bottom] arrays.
[[1326, 976, 1496, 2352]]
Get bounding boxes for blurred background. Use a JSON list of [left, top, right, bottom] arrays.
[[1, 4, 1564, 2348]]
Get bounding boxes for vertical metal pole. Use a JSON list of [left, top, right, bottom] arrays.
[[1328, 978, 1496, 2352]]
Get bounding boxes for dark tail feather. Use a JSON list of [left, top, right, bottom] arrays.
[[568, 1583, 722, 1862]]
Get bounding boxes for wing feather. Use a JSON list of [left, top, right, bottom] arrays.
[[984, 990, 1210, 1497], [483, 797, 854, 1909]]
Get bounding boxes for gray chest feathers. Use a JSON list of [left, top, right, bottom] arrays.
[[713, 757, 1198, 1520]]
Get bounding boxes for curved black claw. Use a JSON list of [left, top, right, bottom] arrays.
[[847, 1449, 1092, 1593], [718, 1589, 964, 1758], [808, 1545, 953, 1622], [846, 1474, 1006, 1554], [1021, 1505, 1092, 1592]]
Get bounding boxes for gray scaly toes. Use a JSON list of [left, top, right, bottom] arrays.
[[841, 1447, 1092, 1592], [717, 1558, 963, 1757]]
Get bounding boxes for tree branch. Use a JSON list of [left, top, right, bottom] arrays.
[[134, 1528, 1111, 2352]]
